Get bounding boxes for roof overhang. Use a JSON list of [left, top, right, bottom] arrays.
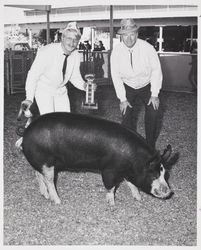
[[4, 5, 51, 11]]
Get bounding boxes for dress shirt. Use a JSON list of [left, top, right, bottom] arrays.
[[111, 39, 163, 102], [25, 43, 85, 102]]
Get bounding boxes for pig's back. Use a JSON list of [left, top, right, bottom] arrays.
[[22, 112, 151, 171]]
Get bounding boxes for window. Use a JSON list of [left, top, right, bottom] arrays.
[[163, 26, 197, 52], [138, 26, 159, 50]]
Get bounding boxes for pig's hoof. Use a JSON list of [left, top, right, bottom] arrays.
[[39, 186, 50, 199], [42, 191, 50, 200], [106, 194, 115, 206], [134, 193, 142, 201], [53, 197, 61, 204]]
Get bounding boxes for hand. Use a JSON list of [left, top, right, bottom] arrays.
[[147, 96, 159, 110], [120, 100, 132, 115], [21, 99, 33, 111], [92, 83, 97, 91]]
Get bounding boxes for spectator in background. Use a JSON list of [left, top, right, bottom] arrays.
[[84, 40, 91, 51], [79, 42, 85, 50], [94, 40, 105, 78], [111, 18, 163, 149], [98, 40, 106, 51], [94, 40, 106, 51]]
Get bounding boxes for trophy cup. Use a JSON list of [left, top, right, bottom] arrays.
[[82, 74, 98, 109]]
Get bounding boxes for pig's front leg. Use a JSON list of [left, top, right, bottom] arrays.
[[125, 180, 142, 201]]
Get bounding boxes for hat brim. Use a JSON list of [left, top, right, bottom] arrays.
[[117, 27, 139, 35]]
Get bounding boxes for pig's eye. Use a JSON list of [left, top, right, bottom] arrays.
[[160, 166, 163, 171]]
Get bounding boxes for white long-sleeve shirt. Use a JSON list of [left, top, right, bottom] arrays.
[[111, 39, 163, 102], [25, 43, 85, 102]]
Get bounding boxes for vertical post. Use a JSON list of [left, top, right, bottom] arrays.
[[46, 10, 50, 44], [28, 29, 32, 48], [91, 27, 95, 74], [91, 27, 95, 51], [109, 5, 113, 52], [190, 25, 194, 48], [109, 5, 113, 81], [158, 26, 164, 52], [86, 49, 89, 73], [9, 51, 13, 94], [46, 5, 51, 44], [5, 50, 10, 95]]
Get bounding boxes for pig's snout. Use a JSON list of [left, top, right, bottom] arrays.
[[161, 185, 169, 195], [152, 184, 172, 199], [150, 165, 173, 199]]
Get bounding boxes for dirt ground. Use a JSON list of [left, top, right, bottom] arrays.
[[4, 85, 197, 245]]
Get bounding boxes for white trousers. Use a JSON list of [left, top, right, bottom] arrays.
[[35, 85, 70, 115]]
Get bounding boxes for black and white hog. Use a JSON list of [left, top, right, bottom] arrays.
[[22, 112, 174, 205]]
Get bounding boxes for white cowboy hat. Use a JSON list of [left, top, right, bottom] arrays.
[[62, 21, 81, 37]]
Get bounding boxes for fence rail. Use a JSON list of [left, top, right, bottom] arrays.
[[4, 49, 37, 94], [4, 49, 111, 95]]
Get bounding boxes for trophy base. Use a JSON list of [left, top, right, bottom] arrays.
[[82, 102, 98, 110]]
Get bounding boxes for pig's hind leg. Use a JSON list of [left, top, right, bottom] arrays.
[[35, 171, 50, 200], [42, 165, 61, 204]]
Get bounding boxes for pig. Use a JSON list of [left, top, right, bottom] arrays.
[[21, 112, 174, 205]]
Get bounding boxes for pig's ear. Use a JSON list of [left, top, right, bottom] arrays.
[[161, 144, 172, 162], [148, 151, 161, 168]]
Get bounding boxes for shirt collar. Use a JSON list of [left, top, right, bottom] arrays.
[[60, 43, 65, 56]]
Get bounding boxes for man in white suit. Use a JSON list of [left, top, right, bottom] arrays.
[[22, 22, 86, 114]]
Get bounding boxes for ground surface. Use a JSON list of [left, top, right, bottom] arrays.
[[4, 85, 197, 245]]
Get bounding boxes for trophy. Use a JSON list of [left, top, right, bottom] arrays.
[[82, 74, 98, 109]]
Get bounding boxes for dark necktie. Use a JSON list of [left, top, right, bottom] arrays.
[[129, 50, 133, 68], [62, 54, 68, 80]]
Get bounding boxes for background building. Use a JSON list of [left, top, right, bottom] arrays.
[[3, 3, 199, 93], [4, 4, 198, 52]]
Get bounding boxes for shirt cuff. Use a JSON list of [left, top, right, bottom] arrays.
[[120, 98, 127, 103], [26, 92, 34, 102], [151, 90, 159, 98]]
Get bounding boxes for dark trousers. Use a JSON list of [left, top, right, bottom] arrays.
[[122, 83, 159, 149]]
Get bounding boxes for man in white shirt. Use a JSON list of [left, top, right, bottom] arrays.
[[111, 19, 163, 149], [22, 22, 86, 114]]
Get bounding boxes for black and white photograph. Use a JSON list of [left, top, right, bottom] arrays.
[[1, 0, 200, 247]]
